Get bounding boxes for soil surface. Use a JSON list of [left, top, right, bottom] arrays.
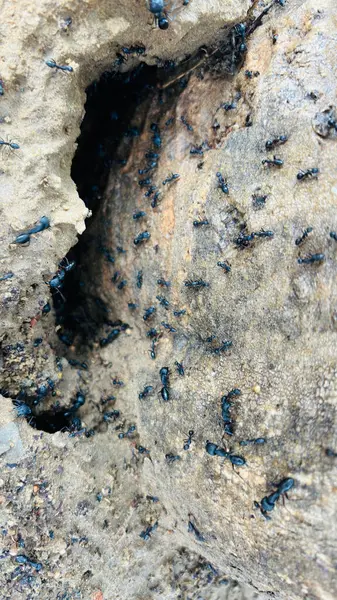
[[0, 1, 336, 599]]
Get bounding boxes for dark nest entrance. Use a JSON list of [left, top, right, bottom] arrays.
[[15, 57, 188, 433], [56, 59, 185, 350]]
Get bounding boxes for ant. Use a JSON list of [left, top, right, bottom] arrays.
[[295, 227, 313, 246], [162, 173, 180, 185], [160, 366, 170, 400], [165, 453, 181, 463], [262, 156, 283, 167], [175, 361, 184, 376], [240, 438, 266, 446], [143, 306, 156, 321], [180, 116, 193, 131], [183, 430, 194, 450], [217, 261, 231, 273], [235, 232, 255, 248], [140, 521, 158, 540], [134, 231, 151, 245], [190, 145, 204, 156], [139, 385, 154, 400], [136, 270, 143, 289], [0, 137, 20, 154], [147, 0, 169, 29], [0, 271, 14, 281], [46, 258, 75, 298], [173, 308, 186, 317], [216, 172, 229, 194], [159, 367, 169, 386], [245, 70, 260, 79], [185, 279, 209, 288], [255, 477, 294, 519], [147, 328, 159, 339], [193, 219, 209, 227], [298, 253, 325, 264], [151, 191, 161, 208], [157, 278, 170, 287], [161, 321, 176, 332], [133, 211, 146, 220], [188, 519, 205, 542], [149, 339, 157, 360], [265, 135, 287, 150], [205, 441, 246, 468], [296, 168, 319, 180], [156, 295, 170, 309], [128, 302, 138, 310], [45, 59, 73, 72], [252, 194, 267, 209]]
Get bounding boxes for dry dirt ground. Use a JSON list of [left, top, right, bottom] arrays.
[[0, 1, 337, 599]]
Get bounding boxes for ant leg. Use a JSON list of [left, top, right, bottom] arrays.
[[254, 501, 272, 520], [55, 287, 66, 302], [60, 426, 70, 433], [280, 493, 288, 506], [59, 257, 70, 269], [231, 463, 247, 484]]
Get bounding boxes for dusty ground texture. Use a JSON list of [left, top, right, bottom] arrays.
[[1, 0, 337, 599]]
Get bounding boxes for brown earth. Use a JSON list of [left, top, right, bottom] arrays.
[[0, 1, 336, 599]]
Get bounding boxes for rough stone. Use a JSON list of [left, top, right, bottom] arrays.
[[0, 1, 336, 600]]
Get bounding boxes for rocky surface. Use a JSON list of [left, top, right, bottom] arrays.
[[0, 0, 250, 338], [0, 0, 337, 599]]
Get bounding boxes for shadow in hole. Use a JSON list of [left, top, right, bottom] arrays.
[[56, 60, 182, 348]]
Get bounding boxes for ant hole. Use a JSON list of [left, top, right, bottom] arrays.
[[16, 57, 185, 434]]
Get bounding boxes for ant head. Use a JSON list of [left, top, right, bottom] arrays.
[[158, 16, 169, 29]]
